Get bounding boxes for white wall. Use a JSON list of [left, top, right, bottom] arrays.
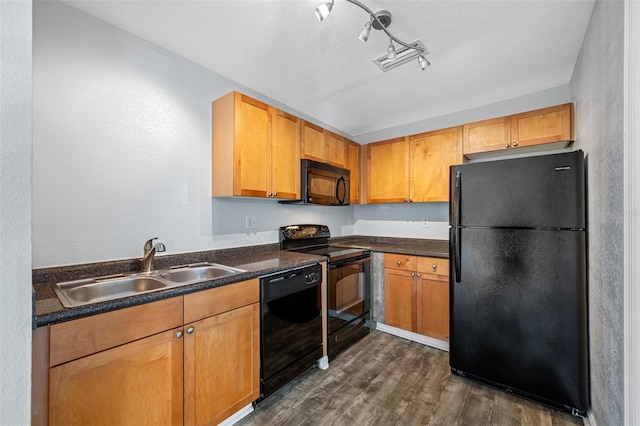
[[32, 1, 360, 267], [0, 0, 33, 424], [570, 0, 625, 424]]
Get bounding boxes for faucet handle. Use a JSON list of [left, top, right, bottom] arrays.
[[155, 242, 166, 253], [143, 237, 159, 252]]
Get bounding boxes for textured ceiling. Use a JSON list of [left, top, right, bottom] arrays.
[[63, 0, 595, 138]]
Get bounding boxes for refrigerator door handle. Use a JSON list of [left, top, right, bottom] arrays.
[[453, 171, 462, 282]]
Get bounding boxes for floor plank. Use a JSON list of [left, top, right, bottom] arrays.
[[237, 331, 583, 426]]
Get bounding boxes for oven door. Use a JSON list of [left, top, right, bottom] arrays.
[[306, 166, 350, 206], [328, 256, 370, 334]]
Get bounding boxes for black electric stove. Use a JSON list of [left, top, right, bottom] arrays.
[[280, 225, 371, 360]]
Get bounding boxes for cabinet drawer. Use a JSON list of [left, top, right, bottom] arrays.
[[184, 278, 259, 324], [417, 257, 449, 281], [49, 297, 183, 367], [384, 254, 416, 271]]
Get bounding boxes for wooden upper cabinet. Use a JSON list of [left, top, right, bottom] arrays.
[[324, 131, 347, 168], [409, 126, 462, 202], [463, 116, 511, 155], [366, 127, 462, 204], [271, 108, 300, 199], [212, 92, 299, 199], [301, 121, 326, 163], [301, 121, 347, 168], [366, 137, 409, 203], [511, 103, 574, 147], [346, 140, 361, 204], [463, 103, 574, 156]]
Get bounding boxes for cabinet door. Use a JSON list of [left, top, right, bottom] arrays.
[[234, 94, 271, 197], [301, 121, 326, 163], [463, 116, 511, 155], [409, 126, 462, 202], [346, 140, 361, 204], [271, 109, 300, 199], [49, 328, 183, 426], [325, 131, 347, 167], [416, 276, 450, 341], [184, 303, 260, 426], [416, 257, 450, 340], [367, 137, 409, 203], [511, 103, 573, 148], [383, 268, 415, 331]]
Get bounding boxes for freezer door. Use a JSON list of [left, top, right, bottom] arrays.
[[449, 151, 585, 229], [449, 227, 589, 413]]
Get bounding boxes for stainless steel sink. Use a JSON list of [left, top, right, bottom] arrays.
[[158, 263, 245, 285], [54, 262, 245, 308]]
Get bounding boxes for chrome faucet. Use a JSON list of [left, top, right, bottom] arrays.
[[142, 237, 166, 272]]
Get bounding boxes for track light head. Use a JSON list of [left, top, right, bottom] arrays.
[[418, 55, 431, 70], [358, 19, 372, 43], [387, 38, 397, 60], [315, 1, 334, 22]]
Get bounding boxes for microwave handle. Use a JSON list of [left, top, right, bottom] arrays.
[[336, 176, 347, 205]]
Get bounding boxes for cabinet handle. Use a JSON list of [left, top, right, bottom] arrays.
[[397, 260, 401, 266], [411, 272, 415, 277], [176, 331, 183, 338], [504, 143, 510, 149], [512, 141, 518, 147], [274, 192, 277, 197], [432, 264, 437, 272], [187, 327, 194, 334], [416, 273, 421, 278], [409, 198, 413, 203]]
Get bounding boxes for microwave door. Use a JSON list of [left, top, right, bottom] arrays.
[[307, 167, 336, 205]]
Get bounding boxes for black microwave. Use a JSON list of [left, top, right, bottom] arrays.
[[280, 159, 350, 206]]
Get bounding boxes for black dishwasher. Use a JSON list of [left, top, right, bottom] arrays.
[[260, 263, 323, 398]]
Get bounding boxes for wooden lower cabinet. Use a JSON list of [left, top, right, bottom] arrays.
[[384, 254, 450, 341], [184, 303, 260, 426], [46, 279, 260, 426], [49, 327, 184, 426], [383, 268, 415, 331]]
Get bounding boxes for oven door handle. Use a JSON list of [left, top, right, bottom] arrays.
[[329, 255, 370, 269], [334, 317, 367, 343]]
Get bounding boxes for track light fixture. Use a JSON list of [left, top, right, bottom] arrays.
[[314, 0, 430, 72]]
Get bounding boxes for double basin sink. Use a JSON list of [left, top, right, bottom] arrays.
[[54, 262, 245, 308]]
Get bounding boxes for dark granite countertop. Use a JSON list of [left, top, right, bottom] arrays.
[[329, 236, 449, 258], [33, 244, 324, 328], [33, 237, 449, 328]]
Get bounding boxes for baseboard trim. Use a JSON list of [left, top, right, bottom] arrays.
[[218, 403, 254, 426], [375, 322, 450, 352], [583, 410, 596, 426]]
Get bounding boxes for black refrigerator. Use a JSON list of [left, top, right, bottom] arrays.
[[449, 150, 589, 416]]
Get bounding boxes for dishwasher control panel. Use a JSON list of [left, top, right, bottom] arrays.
[[305, 270, 321, 285]]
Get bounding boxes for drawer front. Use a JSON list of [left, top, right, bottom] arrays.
[[417, 257, 449, 282], [384, 254, 416, 271], [49, 297, 183, 367], [184, 278, 259, 324]]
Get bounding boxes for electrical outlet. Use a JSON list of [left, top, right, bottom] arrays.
[[422, 217, 430, 228], [245, 216, 258, 229]]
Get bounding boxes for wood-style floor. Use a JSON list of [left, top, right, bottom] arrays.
[[238, 331, 583, 426]]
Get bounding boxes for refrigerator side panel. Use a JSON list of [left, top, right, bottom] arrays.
[[455, 151, 585, 229], [450, 227, 589, 413]]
